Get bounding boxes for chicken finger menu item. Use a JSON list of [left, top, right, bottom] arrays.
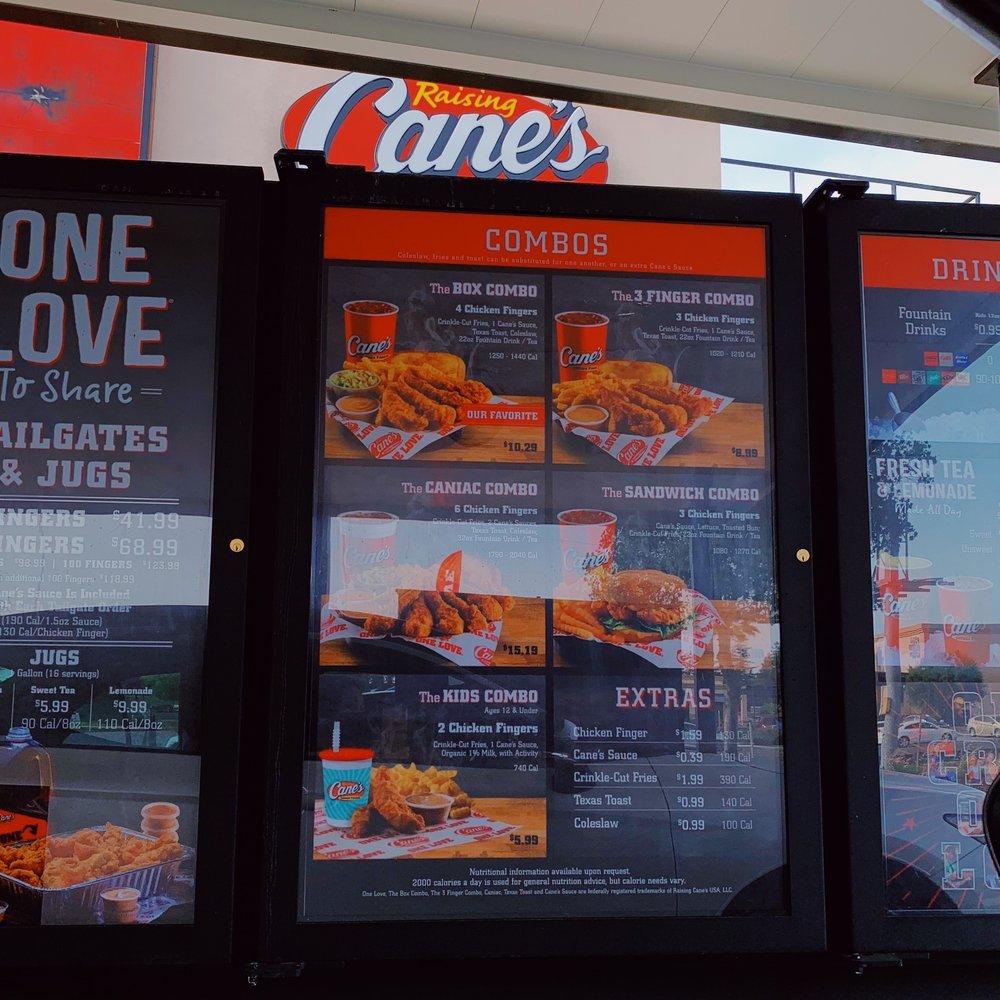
[[860, 235, 1000, 913], [303, 206, 786, 922]]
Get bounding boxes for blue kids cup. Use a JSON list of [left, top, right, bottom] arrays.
[[320, 748, 373, 826]]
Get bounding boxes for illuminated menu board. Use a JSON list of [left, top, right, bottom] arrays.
[[300, 207, 785, 921], [0, 195, 219, 925], [860, 234, 1000, 912]]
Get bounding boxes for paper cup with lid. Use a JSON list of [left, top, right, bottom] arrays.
[[320, 748, 374, 827]]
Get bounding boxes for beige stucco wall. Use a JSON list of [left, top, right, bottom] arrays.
[[149, 45, 721, 187]]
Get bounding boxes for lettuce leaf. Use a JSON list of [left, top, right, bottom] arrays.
[[598, 611, 696, 640]]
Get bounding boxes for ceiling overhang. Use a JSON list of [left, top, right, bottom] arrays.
[[3, 0, 998, 154]]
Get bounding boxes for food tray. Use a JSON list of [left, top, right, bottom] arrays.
[[0, 826, 194, 924]]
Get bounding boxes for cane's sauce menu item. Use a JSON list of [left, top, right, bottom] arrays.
[[304, 206, 784, 922], [860, 234, 1000, 914]]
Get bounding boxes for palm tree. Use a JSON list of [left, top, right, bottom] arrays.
[[869, 437, 935, 769]]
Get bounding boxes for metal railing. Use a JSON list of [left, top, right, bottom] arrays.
[[722, 157, 981, 203]]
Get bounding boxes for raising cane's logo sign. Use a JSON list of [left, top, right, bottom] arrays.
[[328, 780, 366, 802], [282, 73, 609, 183]]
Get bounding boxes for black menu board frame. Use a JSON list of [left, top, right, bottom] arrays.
[[261, 153, 823, 962], [806, 187, 1000, 957], [0, 153, 261, 965]]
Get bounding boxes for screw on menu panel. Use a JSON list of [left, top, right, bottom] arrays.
[[229, 538, 246, 553], [796, 548, 811, 563]]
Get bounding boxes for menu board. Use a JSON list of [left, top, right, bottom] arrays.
[[0, 195, 217, 925], [301, 207, 785, 922], [860, 234, 1000, 913]]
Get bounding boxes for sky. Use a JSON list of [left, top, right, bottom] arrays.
[[721, 124, 1000, 205]]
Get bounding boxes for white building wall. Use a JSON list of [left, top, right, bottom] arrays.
[[149, 45, 721, 187]]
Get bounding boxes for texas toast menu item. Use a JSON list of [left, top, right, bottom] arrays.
[[324, 265, 545, 462], [551, 672, 785, 915]]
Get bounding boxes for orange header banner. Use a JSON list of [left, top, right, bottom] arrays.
[[325, 208, 766, 278], [861, 234, 1000, 292]]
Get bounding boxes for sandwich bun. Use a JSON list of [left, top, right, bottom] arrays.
[[599, 360, 672, 385], [603, 569, 686, 608], [390, 351, 466, 382]]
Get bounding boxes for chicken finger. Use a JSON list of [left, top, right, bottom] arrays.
[[424, 590, 465, 635]]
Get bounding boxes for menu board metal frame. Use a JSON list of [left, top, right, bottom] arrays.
[[0, 153, 261, 965], [260, 153, 823, 962], [806, 188, 1000, 956]]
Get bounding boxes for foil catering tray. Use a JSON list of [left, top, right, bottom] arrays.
[[0, 826, 194, 924]]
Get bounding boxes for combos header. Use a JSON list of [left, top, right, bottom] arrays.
[[324, 208, 766, 278], [861, 234, 1000, 292]]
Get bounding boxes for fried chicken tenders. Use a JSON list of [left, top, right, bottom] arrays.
[[361, 590, 515, 639], [553, 371, 715, 435], [0, 824, 184, 890], [373, 364, 491, 432]]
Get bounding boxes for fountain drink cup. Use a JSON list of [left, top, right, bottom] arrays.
[[336, 511, 398, 588], [557, 509, 616, 596], [343, 300, 398, 364], [555, 312, 609, 382], [939, 576, 994, 667], [319, 749, 373, 827]]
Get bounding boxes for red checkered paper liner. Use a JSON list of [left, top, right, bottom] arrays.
[[313, 802, 516, 860], [553, 384, 733, 467], [330, 395, 529, 461], [555, 592, 721, 669], [321, 602, 503, 667]]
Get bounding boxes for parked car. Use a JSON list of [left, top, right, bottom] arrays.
[[967, 715, 1000, 737], [895, 716, 954, 747]]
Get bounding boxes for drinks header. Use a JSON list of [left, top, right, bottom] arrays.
[[861, 234, 1000, 292]]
